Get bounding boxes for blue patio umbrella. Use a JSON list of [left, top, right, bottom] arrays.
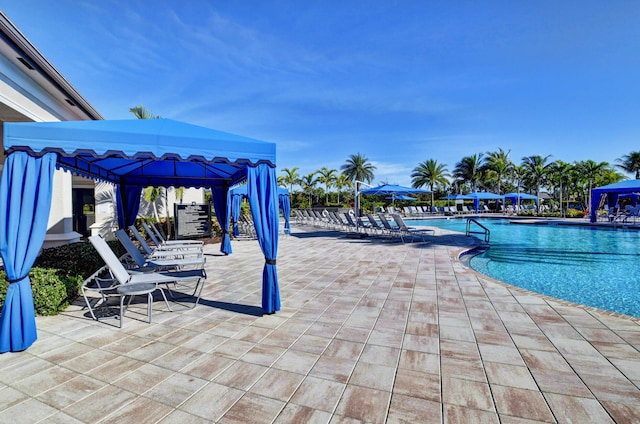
[[360, 184, 429, 196], [386, 195, 417, 201], [359, 184, 428, 216], [385, 194, 417, 207]]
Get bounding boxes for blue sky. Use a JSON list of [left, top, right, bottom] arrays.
[[3, 1, 640, 187]]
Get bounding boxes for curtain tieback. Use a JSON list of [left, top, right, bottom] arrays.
[[265, 258, 276, 265], [8, 274, 29, 284]]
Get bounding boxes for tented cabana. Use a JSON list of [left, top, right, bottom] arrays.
[[590, 180, 640, 222], [466, 192, 502, 213], [0, 119, 281, 353], [502, 192, 538, 207], [226, 185, 290, 247]]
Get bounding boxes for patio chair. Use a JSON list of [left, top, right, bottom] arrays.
[[366, 214, 390, 236], [90, 235, 207, 316], [142, 222, 204, 251], [377, 213, 403, 241], [81, 264, 121, 322], [357, 216, 374, 234], [129, 226, 203, 259], [115, 229, 205, 271], [148, 221, 204, 246], [391, 213, 435, 243], [341, 212, 355, 229]]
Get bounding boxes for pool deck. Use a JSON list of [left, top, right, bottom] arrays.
[[1, 224, 639, 423]]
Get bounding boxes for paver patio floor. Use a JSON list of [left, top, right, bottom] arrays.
[[0, 224, 639, 423]]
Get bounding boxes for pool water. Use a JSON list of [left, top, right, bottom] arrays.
[[412, 218, 640, 318]]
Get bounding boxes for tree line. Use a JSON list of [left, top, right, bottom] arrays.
[[280, 150, 640, 211]]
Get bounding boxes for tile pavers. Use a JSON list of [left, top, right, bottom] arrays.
[[0, 224, 639, 423]]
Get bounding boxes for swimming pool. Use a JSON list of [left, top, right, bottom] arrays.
[[411, 218, 640, 318]]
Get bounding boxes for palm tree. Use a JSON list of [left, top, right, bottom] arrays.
[[142, 186, 164, 222], [300, 172, 318, 207], [577, 160, 609, 213], [453, 153, 485, 192], [340, 153, 376, 184], [129, 105, 160, 119], [549, 161, 573, 216], [334, 173, 351, 204], [131, 106, 164, 222], [174, 186, 185, 204], [508, 165, 525, 210], [280, 167, 301, 193], [616, 151, 640, 179], [521, 155, 552, 199], [484, 148, 512, 195], [317, 167, 338, 204], [411, 159, 450, 207]]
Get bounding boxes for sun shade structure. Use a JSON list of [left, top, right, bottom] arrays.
[[1, 119, 281, 353], [441, 194, 473, 200], [360, 184, 429, 196], [502, 192, 538, 202], [466, 192, 502, 213], [590, 180, 640, 222], [386, 195, 416, 201]]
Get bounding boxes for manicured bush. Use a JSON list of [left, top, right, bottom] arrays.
[[34, 240, 124, 279], [0, 268, 80, 316], [565, 208, 584, 218], [0, 240, 125, 316]]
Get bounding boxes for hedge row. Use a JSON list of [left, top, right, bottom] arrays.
[[0, 240, 125, 316]]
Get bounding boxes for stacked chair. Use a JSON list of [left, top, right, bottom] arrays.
[[82, 224, 208, 327]]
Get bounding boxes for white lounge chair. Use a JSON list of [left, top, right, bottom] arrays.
[[115, 229, 205, 270], [390, 213, 435, 243], [90, 235, 207, 318]]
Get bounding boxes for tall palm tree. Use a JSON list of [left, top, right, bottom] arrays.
[[129, 105, 160, 119], [174, 186, 185, 204], [300, 172, 318, 207], [549, 160, 573, 216], [521, 155, 552, 199], [616, 151, 640, 179], [577, 160, 609, 213], [484, 148, 512, 195], [334, 173, 351, 204], [340, 153, 376, 184], [508, 165, 525, 209], [453, 153, 485, 192], [280, 167, 301, 193], [411, 159, 450, 207], [317, 167, 338, 204], [131, 106, 164, 223], [142, 186, 163, 222]]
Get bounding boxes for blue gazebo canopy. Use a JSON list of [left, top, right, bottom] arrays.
[[590, 179, 640, 222], [3, 119, 276, 188], [1, 118, 282, 353], [441, 194, 472, 200], [466, 192, 502, 213], [502, 192, 538, 204]]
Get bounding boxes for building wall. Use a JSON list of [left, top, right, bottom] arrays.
[[0, 13, 102, 248]]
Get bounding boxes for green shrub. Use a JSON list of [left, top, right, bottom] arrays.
[[565, 208, 583, 218], [34, 240, 124, 279], [0, 240, 125, 316], [0, 267, 81, 316]]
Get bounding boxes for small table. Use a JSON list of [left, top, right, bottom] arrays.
[[117, 283, 172, 327]]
